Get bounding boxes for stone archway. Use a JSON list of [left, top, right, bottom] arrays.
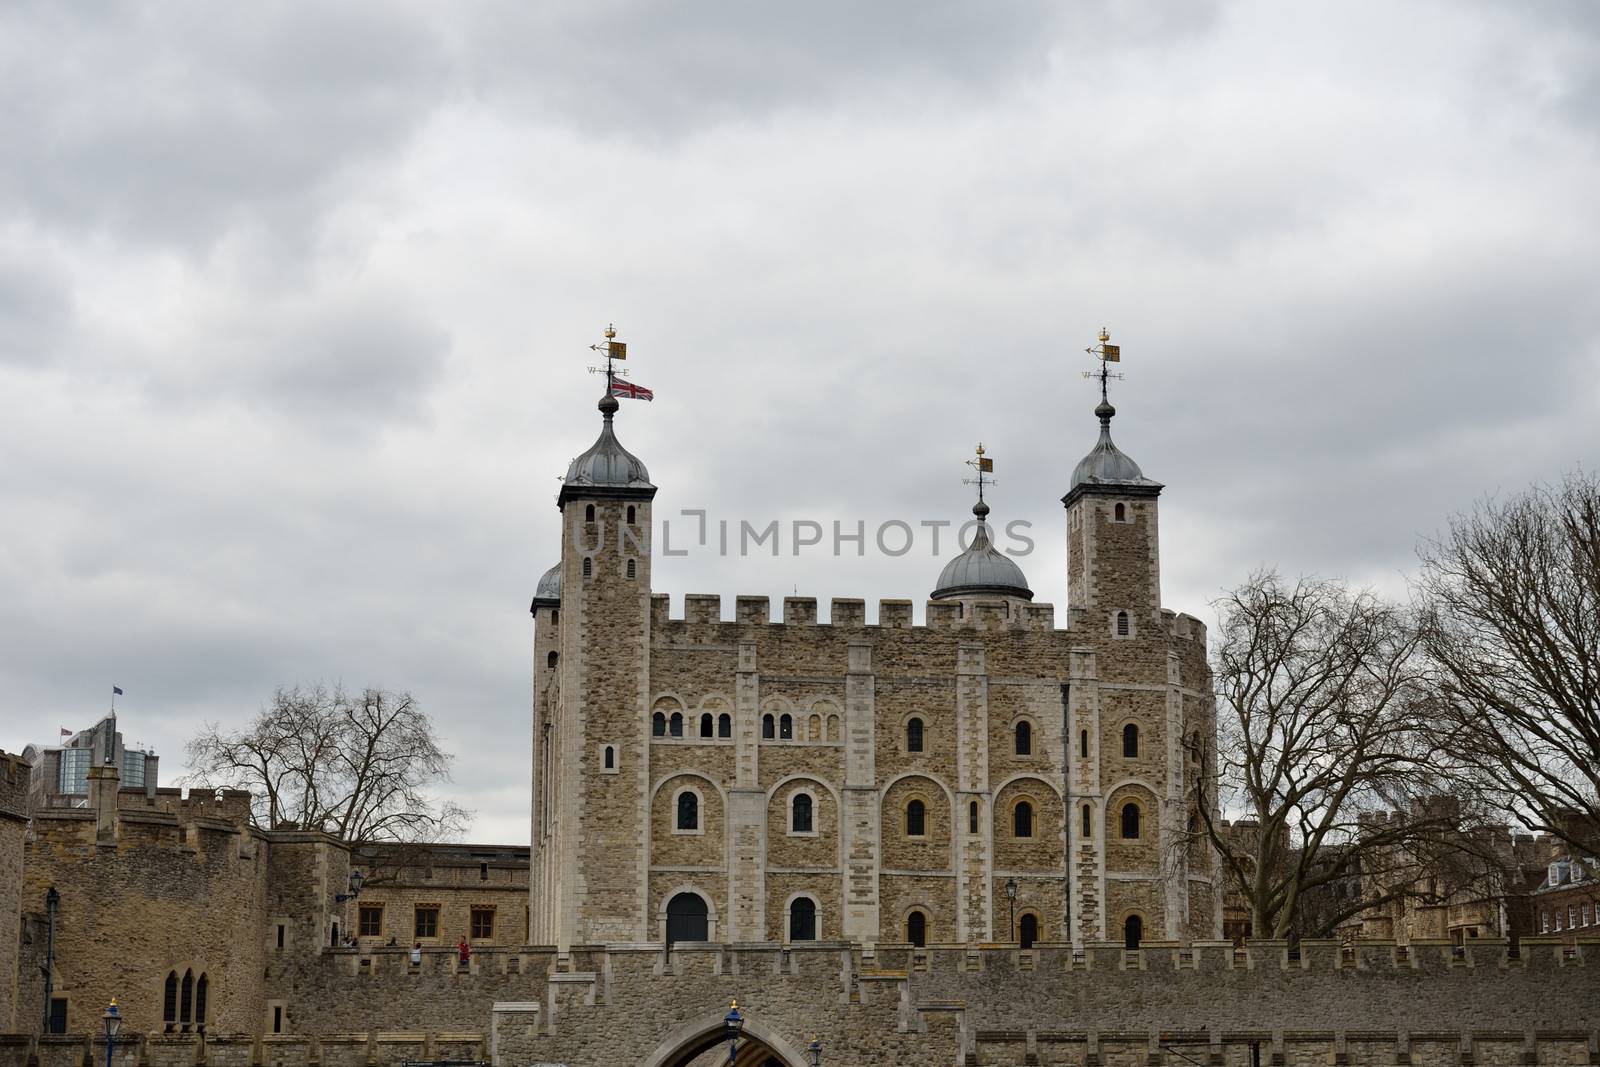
[[642, 1013, 810, 1067]]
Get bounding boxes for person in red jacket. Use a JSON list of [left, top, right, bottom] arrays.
[[457, 938, 471, 965]]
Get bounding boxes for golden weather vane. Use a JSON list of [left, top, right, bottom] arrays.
[[587, 323, 655, 402], [962, 441, 996, 504], [1083, 326, 1125, 405]]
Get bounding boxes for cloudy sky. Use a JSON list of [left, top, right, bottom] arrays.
[[3, 2, 1597, 844]]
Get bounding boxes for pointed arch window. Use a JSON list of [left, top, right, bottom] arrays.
[[906, 717, 924, 753], [180, 969, 194, 1029], [907, 910, 927, 947], [1014, 720, 1032, 756], [676, 791, 699, 831], [1013, 800, 1034, 838], [1121, 802, 1141, 839], [762, 714, 775, 739], [700, 713, 714, 738], [1123, 723, 1139, 758], [905, 799, 926, 837], [194, 974, 208, 1031], [603, 745, 615, 770], [163, 971, 179, 1031], [718, 713, 732, 738], [791, 793, 813, 833]]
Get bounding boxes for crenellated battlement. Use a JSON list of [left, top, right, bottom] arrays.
[[648, 591, 1209, 644]]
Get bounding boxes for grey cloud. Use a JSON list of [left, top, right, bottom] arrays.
[[0, 254, 73, 366]]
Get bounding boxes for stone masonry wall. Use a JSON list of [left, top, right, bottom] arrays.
[[0, 754, 28, 1033]]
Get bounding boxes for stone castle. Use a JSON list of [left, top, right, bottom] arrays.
[[529, 377, 1217, 954], [1, 341, 1597, 1066]]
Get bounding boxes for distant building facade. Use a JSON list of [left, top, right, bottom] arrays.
[[22, 715, 159, 811]]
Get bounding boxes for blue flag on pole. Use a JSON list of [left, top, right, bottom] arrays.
[[113, 686, 123, 696]]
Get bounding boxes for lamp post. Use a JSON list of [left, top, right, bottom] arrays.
[[807, 1036, 822, 1067], [1005, 877, 1018, 943], [102, 999, 122, 1067], [724, 999, 744, 1066], [335, 868, 364, 903]]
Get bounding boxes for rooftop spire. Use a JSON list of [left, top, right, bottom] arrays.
[[1063, 326, 1161, 505]]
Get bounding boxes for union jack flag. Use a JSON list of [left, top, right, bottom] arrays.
[[609, 379, 654, 401]]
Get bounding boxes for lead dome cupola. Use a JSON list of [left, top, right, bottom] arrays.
[[930, 500, 1034, 602]]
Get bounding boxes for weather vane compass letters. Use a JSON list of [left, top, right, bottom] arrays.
[[1082, 326, 1125, 404]]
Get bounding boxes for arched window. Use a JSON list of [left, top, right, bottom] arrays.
[[1080, 729, 1089, 758], [582, 557, 592, 578], [826, 714, 840, 740], [1015, 720, 1032, 756], [1123, 723, 1139, 758], [700, 713, 714, 737], [809, 713, 822, 740], [626, 558, 636, 579], [666, 892, 708, 946], [652, 712, 666, 737], [906, 799, 926, 837], [762, 714, 775, 739], [718, 712, 732, 738], [968, 800, 978, 834], [163, 971, 178, 1030], [792, 793, 813, 833], [585, 504, 595, 522], [194, 973, 207, 1030], [906, 717, 924, 752], [1081, 804, 1092, 839], [1124, 914, 1143, 950], [603, 745, 615, 769], [779, 713, 793, 739], [1116, 610, 1130, 637], [626, 505, 636, 524], [1114, 502, 1126, 522], [676, 791, 699, 831], [551, 608, 559, 624], [1121, 802, 1141, 839], [1019, 913, 1038, 949], [180, 969, 194, 1028], [1013, 800, 1034, 838], [546, 651, 558, 669], [669, 712, 684, 737], [789, 897, 817, 942], [907, 910, 927, 947]]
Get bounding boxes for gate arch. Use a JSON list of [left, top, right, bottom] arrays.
[[642, 1012, 810, 1067]]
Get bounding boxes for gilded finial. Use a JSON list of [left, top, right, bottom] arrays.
[[1098, 326, 1110, 344], [604, 323, 616, 340]]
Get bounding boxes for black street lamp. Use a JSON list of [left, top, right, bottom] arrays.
[[335, 869, 365, 903], [1005, 877, 1018, 943], [807, 1036, 822, 1067], [724, 999, 744, 1065], [102, 999, 122, 1067]]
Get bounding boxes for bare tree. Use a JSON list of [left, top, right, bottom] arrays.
[[1196, 570, 1457, 940], [1417, 471, 1600, 854], [186, 684, 470, 844]]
